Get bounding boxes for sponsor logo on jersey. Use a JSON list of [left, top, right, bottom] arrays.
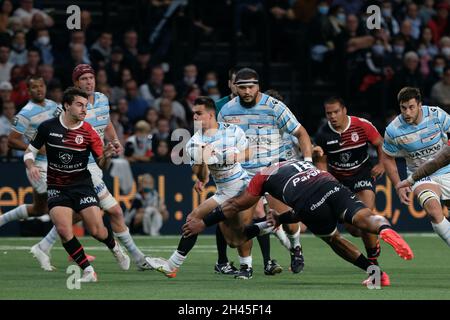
[[340, 152, 351, 163], [59, 152, 73, 164], [408, 144, 441, 159], [354, 180, 373, 189], [421, 132, 439, 144], [327, 140, 338, 145], [351, 132, 359, 142], [47, 189, 60, 198], [50, 132, 63, 138], [80, 196, 97, 205], [226, 117, 241, 124], [75, 135, 84, 144]]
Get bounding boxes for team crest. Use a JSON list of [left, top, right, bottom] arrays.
[[340, 152, 351, 163], [351, 132, 359, 142], [75, 135, 84, 144], [59, 152, 73, 164]]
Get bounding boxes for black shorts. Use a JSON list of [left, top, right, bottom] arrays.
[[294, 181, 367, 236], [338, 167, 375, 194], [47, 184, 99, 213]]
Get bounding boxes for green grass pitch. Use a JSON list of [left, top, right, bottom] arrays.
[[1, 234, 449, 300]]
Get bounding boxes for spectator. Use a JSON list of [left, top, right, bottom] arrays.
[[380, 0, 400, 37], [424, 54, 448, 96], [124, 120, 153, 162], [405, 2, 422, 40], [0, 80, 12, 103], [135, 45, 153, 85], [10, 65, 28, 108], [392, 51, 425, 102], [152, 140, 171, 163], [152, 117, 171, 152], [125, 79, 149, 124], [122, 29, 139, 71], [418, 26, 439, 58], [9, 31, 27, 66], [0, 100, 15, 135], [144, 107, 159, 134], [202, 70, 219, 93], [0, 134, 14, 161], [110, 67, 133, 105], [399, 20, 418, 52], [126, 173, 169, 236], [439, 36, 450, 61], [0, 0, 13, 36], [180, 84, 201, 130], [80, 10, 96, 46], [428, 2, 449, 44], [37, 64, 55, 85], [419, 0, 436, 26], [176, 63, 200, 96], [90, 31, 112, 69], [68, 30, 91, 66], [22, 47, 40, 79], [153, 83, 186, 121], [13, 0, 54, 30], [391, 36, 407, 72], [139, 65, 165, 107], [159, 98, 185, 131], [430, 66, 450, 111], [117, 97, 132, 135], [0, 45, 13, 82], [7, 17, 24, 37], [332, 0, 364, 16], [105, 46, 125, 87], [33, 29, 54, 65], [47, 80, 62, 104], [110, 108, 125, 147]]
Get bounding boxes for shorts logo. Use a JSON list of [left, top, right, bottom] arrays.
[[80, 196, 96, 205], [340, 152, 351, 163], [75, 135, 84, 144], [48, 189, 60, 198], [59, 152, 73, 164], [351, 132, 359, 142], [354, 180, 373, 189]]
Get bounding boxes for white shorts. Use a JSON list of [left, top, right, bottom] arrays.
[[88, 162, 109, 198], [212, 178, 249, 205], [412, 173, 450, 200], [26, 160, 47, 194]]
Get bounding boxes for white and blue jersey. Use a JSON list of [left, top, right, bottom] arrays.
[[218, 93, 301, 175], [84, 92, 110, 164], [11, 99, 61, 161], [383, 105, 450, 177], [282, 132, 301, 160], [186, 122, 248, 185]]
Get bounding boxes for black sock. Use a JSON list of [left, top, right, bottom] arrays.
[[244, 225, 261, 240], [366, 240, 381, 264], [253, 218, 270, 265], [94, 226, 116, 250], [378, 225, 392, 233], [354, 253, 382, 273], [215, 226, 228, 264], [63, 236, 90, 270], [177, 234, 198, 256]]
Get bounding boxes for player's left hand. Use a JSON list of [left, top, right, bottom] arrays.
[[103, 142, 117, 158], [371, 163, 385, 179], [397, 179, 412, 189], [182, 217, 206, 237], [112, 139, 123, 155]]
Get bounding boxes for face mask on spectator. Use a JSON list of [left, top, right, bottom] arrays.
[[417, 48, 428, 57], [12, 43, 25, 51], [442, 47, 450, 58], [37, 36, 50, 46], [204, 80, 217, 89], [382, 8, 392, 17], [209, 94, 220, 101], [394, 45, 404, 55], [143, 187, 152, 193], [337, 13, 346, 24], [434, 66, 444, 75], [318, 6, 329, 15], [372, 44, 385, 56]]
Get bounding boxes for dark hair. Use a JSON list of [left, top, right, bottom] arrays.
[[397, 87, 422, 104], [228, 67, 238, 80], [194, 96, 215, 112], [26, 75, 44, 88], [324, 96, 346, 107], [265, 89, 284, 102], [62, 87, 88, 109], [234, 67, 259, 83]]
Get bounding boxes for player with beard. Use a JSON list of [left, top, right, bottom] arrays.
[[217, 68, 312, 278]]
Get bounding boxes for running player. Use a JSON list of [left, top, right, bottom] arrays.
[[24, 87, 129, 282], [148, 96, 259, 279], [29, 64, 152, 271], [183, 160, 414, 286], [314, 97, 385, 266], [218, 68, 311, 276], [382, 87, 450, 247]]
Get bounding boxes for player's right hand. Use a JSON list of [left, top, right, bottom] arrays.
[[395, 182, 411, 205], [194, 180, 204, 193], [28, 166, 41, 182]]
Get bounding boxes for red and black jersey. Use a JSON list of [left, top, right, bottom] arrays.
[[314, 116, 381, 179], [247, 160, 337, 209], [30, 116, 104, 187]]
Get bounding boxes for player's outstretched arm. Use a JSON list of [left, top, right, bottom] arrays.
[[381, 151, 410, 204], [293, 125, 313, 161]]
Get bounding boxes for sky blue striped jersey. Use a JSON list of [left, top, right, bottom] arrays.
[[218, 93, 301, 171], [186, 122, 248, 185], [383, 105, 450, 176], [11, 99, 61, 161]]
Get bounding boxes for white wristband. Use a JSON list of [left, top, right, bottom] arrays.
[[23, 152, 35, 163], [304, 157, 313, 162]]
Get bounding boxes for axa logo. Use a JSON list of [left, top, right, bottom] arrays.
[[48, 189, 60, 198], [80, 196, 96, 205], [59, 152, 73, 164], [354, 181, 373, 189]]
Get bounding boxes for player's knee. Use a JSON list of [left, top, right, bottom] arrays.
[[56, 225, 72, 241], [100, 194, 119, 212], [418, 189, 440, 209], [87, 225, 106, 239]]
